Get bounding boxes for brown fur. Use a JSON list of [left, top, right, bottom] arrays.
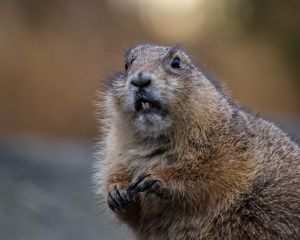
[[95, 43, 300, 239]]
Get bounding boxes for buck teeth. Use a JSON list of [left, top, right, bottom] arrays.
[[141, 101, 150, 110]]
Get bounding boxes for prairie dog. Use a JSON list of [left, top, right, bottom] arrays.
[[95, 43, 300, 240]]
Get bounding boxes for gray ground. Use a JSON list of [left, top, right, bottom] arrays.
[[0, 136, 130, 240], [0, 118, 299, 240]]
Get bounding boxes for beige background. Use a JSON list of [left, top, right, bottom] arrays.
[[0, 0, 299, 139]]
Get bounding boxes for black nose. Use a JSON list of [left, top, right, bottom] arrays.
[[131, 72, 152, 88]]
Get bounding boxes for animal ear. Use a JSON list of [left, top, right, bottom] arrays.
[[168, 46, 192, 64], [168, 46, 181, 58]]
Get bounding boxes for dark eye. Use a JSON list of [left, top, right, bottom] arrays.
[[171, 57, 181, 68], [125, 58, 135, 71]]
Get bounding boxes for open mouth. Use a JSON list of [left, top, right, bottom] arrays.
[[134, 97, 162, 113]]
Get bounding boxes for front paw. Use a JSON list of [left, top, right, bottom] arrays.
[[128, 173, 170, 198], [107, 183, 132, 213]]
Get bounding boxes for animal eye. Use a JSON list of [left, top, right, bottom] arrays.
[[125, 58, 135, 71], [171, 57, 180, 68]]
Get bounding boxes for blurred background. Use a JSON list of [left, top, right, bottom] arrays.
[[0, 0, 299, 239]]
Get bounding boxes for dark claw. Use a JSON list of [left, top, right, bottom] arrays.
[[107, 185, 132, 212], [128, 174, 151, 191], [129, 174, 168, 198], [146, 181, 162, 194], [119, 188, 131, 202], [135, 178, 157, 193], [108, 203, 116, 212], [107, 193, 117, 212]]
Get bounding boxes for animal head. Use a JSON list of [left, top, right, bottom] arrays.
[[104, 44, 223, 138]]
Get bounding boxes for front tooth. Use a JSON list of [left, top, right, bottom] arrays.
[[141, 102, 146, 109], [145, 102, 150, 109]]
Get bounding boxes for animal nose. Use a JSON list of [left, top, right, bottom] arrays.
[[131, 72, 152, 88]]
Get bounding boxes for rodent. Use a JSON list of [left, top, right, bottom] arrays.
[[95, 43, 300, 240]]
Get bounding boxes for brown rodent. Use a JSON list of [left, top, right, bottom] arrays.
[[95, 43, 300, 240]]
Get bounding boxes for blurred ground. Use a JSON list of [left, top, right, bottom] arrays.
[[0, 137, 130, 240]]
